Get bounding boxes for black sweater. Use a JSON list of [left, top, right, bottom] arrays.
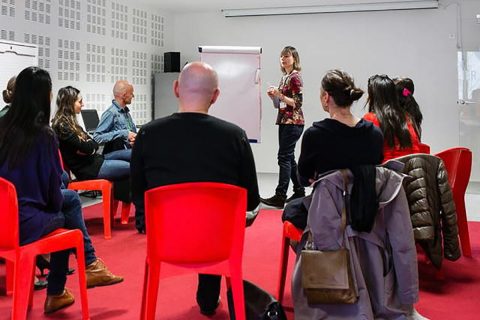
[[53, 123, 103, 180], [131, 112, 260, 219], [298, 118, 384, 185]]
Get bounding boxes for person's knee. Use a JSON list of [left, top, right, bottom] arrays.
[[278, 152, 294, 164], [62, 189, 81, 205]]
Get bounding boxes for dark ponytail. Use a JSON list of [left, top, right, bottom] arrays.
[[394, 77, 422, 139], [367, 74, 412, 149]]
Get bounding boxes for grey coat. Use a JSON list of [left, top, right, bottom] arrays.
[[292, 167, 419, 320]]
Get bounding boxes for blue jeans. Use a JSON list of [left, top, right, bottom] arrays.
[[275, 124, 304, 196], [97, 149, 131, 181], [39, 189, 97, 295]]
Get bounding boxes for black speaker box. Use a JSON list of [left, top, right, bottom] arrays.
[[164, 52, 180, 72]]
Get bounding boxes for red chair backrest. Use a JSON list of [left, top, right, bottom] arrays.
[[435, 147, 472, 195], [144, 182, 247, 264], [418, 143, 431, 154], [0, 177, 19, 251]]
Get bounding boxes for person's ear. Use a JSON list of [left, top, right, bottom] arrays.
[[173, 80, 180, 98], [324, 91, 330, 105], [210, 88, 220, 104]]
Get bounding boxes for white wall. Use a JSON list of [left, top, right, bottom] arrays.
[[0, 0, 174, 125], [172, 0, 480, 173]]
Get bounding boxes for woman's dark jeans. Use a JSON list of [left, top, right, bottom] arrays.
[[275, 124, 304, 196], [22, 189, 97, 295]]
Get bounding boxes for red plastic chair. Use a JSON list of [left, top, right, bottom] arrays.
[[0, 177, 89, 320], [59, 151, 131, 239], [418, 143, 431, 154], [277, 221, 303, 305], [140, 182, 247, 320], [435, 147, 473, 257]]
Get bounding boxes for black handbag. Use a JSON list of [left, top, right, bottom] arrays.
[[227, 280, 287, 320]]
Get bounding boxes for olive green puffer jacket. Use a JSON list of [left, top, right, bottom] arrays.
[[395, 154, 461, 269]]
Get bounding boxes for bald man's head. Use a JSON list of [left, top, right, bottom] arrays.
[[174, 61, 219, 113], [113, 80, 134, 107]]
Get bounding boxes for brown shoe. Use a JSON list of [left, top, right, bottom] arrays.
[[44, 288, 75, 314], [86, 258, 123, 288]]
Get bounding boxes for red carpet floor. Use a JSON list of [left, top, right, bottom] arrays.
[[0, 205, 479, 319]]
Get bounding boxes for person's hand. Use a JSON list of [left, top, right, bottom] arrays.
[[128, 131, 137, 146], [267, 86, 277, 99]]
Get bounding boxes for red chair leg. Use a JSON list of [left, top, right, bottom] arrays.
[[277, 235, 290, 304], [74, 235, 90, 320], [229, 272, 246, 320], [6, 260, 14, 295], [120, 202, 131, 225], [455, 197, 472, 257], [102, 185, 113, 240], [112, 200, 120, 217], [12, 254, 35, 320], [143, 261, 161, 320], [140, 261, 149, 320]]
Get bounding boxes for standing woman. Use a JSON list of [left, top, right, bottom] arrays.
[[363, 74, 420, 162], [261, 46, 305, 208], [52, 86, 130, 181]]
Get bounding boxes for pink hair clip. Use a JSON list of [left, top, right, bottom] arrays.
[[402, 88, 412, 97]]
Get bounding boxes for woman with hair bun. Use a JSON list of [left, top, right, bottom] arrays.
[[394, 77, 423, 140], [364, 74, 420, 161], [297, 69, 384, 185]]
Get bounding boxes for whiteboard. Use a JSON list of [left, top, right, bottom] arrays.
[[0, 41, 38, 98], [199, 46, 262, 142]]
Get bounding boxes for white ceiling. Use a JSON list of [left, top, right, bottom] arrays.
[[135, 0, 426, 13]]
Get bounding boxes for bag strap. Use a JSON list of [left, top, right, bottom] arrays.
[[305, 169, 350, 249], [339, 169, 349, 247]]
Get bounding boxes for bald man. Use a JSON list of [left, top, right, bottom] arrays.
[[131, 62, 260, 316], [93, 80, 137, 153]]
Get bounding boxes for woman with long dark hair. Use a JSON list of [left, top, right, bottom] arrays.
[[0, 67, 122, 314], [394, 77, 423, 140], [261, 46, 305, 208], [363, 74, 420, 161], [52, 86, 130, 181]]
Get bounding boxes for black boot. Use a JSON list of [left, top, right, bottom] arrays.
[[286, 190, 306, 203], [260, 194, 286, 208]]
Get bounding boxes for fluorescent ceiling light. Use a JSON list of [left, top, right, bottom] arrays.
[[222, 1, 439, 17]]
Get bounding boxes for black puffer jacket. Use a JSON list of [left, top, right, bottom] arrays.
[[395, 154, 461, 268]]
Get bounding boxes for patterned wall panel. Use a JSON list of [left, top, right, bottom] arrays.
[[24, 33, 51, 70], [1, 0, 15, 17], [0, 0, 170, 125], [58, 0, 81, 30], [25, 0, 51, 24]]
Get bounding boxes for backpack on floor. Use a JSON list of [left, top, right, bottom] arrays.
[[227, 280, 287, 320]]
